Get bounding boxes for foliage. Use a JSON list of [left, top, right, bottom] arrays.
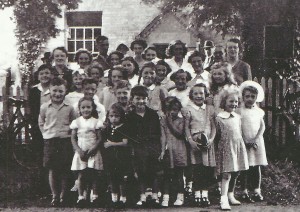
[[0, 0, 81, 86]]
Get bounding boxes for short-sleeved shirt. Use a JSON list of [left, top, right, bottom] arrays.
[[168, 87, 190, 107], [39, 101, 76, 139]]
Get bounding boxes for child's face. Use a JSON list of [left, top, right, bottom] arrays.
[[116, 88, 130, 104], [224, 94, 239, 112], [155, 64, 167, 82], [142, 67, 156, 86], [212, 68, 226, 84], [83, 83, 97, 99], [53, 49, 67, 66], [122, 60, 135, 75], [73, 74, 85, 89], [174, 73, 188, 91], [191, 86, 206, 106], [132, 95, 148, 111], [243, 90, 257, 108], [50, 84, 66, 104], [168, 104, 181, 119], [38, 68, 52, 84], [133, 44, 144, 55], [78, 53, 90, 68], [145, 49, 157, 61], [111, 70, 123, 86], [90, 68, 102, 82], [190, 56, 203, 73], [110, 54, 121, 66], [108, 111, 121, 126], [79, 100, 93, 119]]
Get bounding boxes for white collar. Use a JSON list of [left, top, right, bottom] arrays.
[[147, 84, 156, 91], [217, 111, 238, 119], [35, 83, 50, 95], [188, 100, 206, 110]]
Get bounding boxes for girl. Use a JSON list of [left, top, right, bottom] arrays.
[[138, 62, 168, 114], [183, 83, 216, 207], [74, 49, 93, 73], [65, 70, 86, 106], [160, 96, 187, 207], [103, 51, 124, 82], [99, 66, 128, 110], [155, 60, 175, 91], [187, 51, 210, 89], [130, 39, 147, 68], [238, 81, 268, 202], [169, 69, 192, 107], [143, 46, 159, 63], [121, 56, 139, 87], [87, 64, 106, 100], [215, 88, 249, 210], [70, 97, 104, 207], [102, 103, 131, 207]]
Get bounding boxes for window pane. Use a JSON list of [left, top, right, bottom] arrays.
[[68, 53, 75, 62], [94, 28, 101, 38], [70, 28, 75, 39], [76, 41, 83, 49], [77, 28, 83, 39], [85, 29, 92, 39], [85, 41, 93, 52], [68, 41, 75, 52]]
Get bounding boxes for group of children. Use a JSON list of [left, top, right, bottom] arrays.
[[30, 42, 268, 210]]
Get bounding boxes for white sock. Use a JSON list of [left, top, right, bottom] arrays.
[[78, 195, 85, 200], [111, 193, 118, 202], [195, 190, 201, 198], [120, 196, 127, 203], [202, 190, 208, 198], [254, 188, 261, 194], [140, 193, 146, 202], [152, 193, 158, 200], [220, 195, 228, 202]]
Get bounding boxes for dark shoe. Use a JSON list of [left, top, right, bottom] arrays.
[[194, 197, 201, 207], [252, 193, 264, 202], [76, 199, 87, 208], [118, 201, 126, 209], [241, 193, 254, 203], [90, 198, 99, 208], [201, 197, 210, 207], [50, 198, 59, 207], [59, 198, 66, 207]]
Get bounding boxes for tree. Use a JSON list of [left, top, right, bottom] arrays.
[[143, 0, 300, 77], [0, 0, 81, 85]]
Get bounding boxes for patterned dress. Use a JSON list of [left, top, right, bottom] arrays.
[[215, 111, 249, 174]]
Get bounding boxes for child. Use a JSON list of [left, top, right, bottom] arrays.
[[160, 96, 187, 207], [126, 85, 163, 207], [87, 64, 106, 98], [142, 46, 159, 63], [65, 70, 86, 106], [131, 39, 147, 68], [38, 77, 77, 206], [155, 60, 175, 91], [115, 80, 132, 113], [138, 62, 168, 114], [99, 66, 128, 110], [169, 69, 192, 107], [102, 103, 131, 208], [238, 81, 268, 202], [215, 88, 249, 210], [70, 97, 104, 207], [183, 83, 216, 207], [121, 57, 139, 87]]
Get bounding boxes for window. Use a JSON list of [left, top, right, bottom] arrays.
[[66, 11, 102, 62]]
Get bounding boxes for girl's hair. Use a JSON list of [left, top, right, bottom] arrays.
[[242, 85, 258, 96], [170, 69, 192, 82], [82, 77, 98, 88], [116, 43, 129, 52], [155, 60, 172, 76], [74, 49, 93, 64], [121, 56, 139, 76], [78, 97, 98, 119], [107, 103, 126, 124], [166, 40, 188, 57], [209, 62, 237, 94], [107, 51, 124, 66], [87, 64, 104, 78], [130, 39, 147, 51], [138, 62, 156, 85], [33, 64, 55, 84], [189, 83, 209, 100], [162, 96, 182, 114], [142, 46, 157, 60], [107, 65, 128, 87], [130, 85, 148, 98], [187, 50, 205, 64], [219, 88, 239, 110]]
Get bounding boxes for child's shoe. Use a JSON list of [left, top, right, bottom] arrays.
[[174, 193, 184, 206], [220, 196, 231, 210], [194, 190, 201, 207], [252, 193, 264, 202], [136, 194, 146, 207], [118, 196, 127, 209], [228, 192, 241, 205], [76, 196, 87, 208], [201, 197, 210, 207], [90, 194, 99, 208], [161, 194, 169, 207], [50, 198, 59, 207]]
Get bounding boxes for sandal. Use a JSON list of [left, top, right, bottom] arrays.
[[51, 198, 59, 207]]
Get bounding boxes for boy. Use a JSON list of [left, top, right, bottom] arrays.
[[39, 77, 77, 206], [126, 85, 163, 207], [115, 80, 132, 113]]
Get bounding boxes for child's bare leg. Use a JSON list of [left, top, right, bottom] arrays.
[[119, 176, 128, 203], [228, 172, 241, 205], [220, 172, 231, 209], [60, 170, 70, 200], [77, 172, 85, 198], [49, 169, 59, 199]]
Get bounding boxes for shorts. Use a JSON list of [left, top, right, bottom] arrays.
[[43, 137, 73, 171]]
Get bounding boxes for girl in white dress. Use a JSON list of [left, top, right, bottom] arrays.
[[238, 81, 268, 202], [70, 97, 104, 206]]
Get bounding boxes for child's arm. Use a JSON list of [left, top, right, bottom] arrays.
[[104, 138, 128, 148], [159, 118, 167, 161], [71, 129, 86, 160], [166, 114, 185, 139], [38, 105, 46, 135], [209, 116, 216, 146], [182, 108, 199, 151], [250, 118, 265, 149], [86, 128, 101, 156]]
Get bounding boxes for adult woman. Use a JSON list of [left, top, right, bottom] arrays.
[[130, 39, 147, 69]]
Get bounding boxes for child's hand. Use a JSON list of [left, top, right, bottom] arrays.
[[104, 140, 113, 148], [206, 96, 214, 105], [189, 139, 200, 151], [78, 150, 88, 161], [181, 108, 190, 119], [86, 147, 98, 157], [158, 151, 165, 161]]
